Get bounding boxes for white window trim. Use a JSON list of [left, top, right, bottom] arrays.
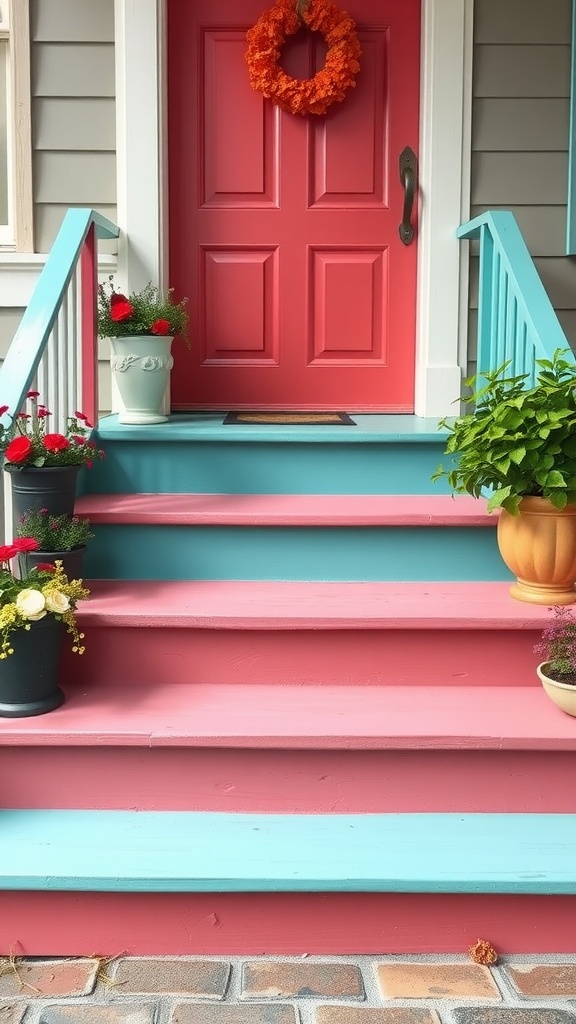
[[0, 0, 33, 252], [114, 0, 472, 419]]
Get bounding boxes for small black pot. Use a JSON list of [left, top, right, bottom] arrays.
[[6, 464, 80, 521], [23, 546, 86, 581], [0, 617, 65, 718]]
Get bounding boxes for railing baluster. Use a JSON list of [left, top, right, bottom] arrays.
[[477, 225, 494, 378], [489, 248, 501, 372], [496, 255, 508, 370], [47, 325, 59, 432], [57, 300, 68, 430], [68, 267, 79, 420], [38, 352, 49, 412], [506, 285, 517, 377], [515, 316, 527, 380]]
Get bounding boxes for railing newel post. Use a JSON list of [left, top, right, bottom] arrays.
[[80, 221, 98, 427]]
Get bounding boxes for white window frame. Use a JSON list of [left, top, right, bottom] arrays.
[[0, 0, 33, 252], [114, 0, 473, 419]]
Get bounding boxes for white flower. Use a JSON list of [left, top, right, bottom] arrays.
[[44, 591, 70, 615], [15, 589, 46, 620]]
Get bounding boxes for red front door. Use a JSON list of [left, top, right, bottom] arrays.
[[168, 0, 420, 411]]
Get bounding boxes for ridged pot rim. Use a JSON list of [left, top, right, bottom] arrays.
[[27, 545, 86, 556], [514, 496, 576, 516], [4, 463, 81, 474], [109, 335, 174, 344], [537, 662, 576, 690]]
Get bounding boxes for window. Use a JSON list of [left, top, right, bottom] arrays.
[[0, 0, 33, 250]]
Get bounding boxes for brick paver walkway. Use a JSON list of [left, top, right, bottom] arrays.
[[1, 956, 576, 1024]]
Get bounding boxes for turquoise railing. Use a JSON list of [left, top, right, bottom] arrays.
[[457, 210, 575, 384], [0, 208, 119, 432]]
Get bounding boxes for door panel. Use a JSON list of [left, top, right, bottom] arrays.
[[168, 0, 420, 410]]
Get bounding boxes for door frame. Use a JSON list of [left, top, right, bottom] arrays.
[[114, 0, 473, 419]]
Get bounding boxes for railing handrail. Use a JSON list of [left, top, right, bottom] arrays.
[[457, 210, 574, 372], [0, 208, 119, 428]]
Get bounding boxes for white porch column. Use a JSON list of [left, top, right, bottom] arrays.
[[415, 0, 473, 417]]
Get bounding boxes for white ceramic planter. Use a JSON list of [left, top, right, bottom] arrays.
[[537, 662, 576, 717], [110, 335, 173, 424]]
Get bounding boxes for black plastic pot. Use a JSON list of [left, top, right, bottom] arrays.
[[0, 616, 65, 718], [5, 464, 80, 521], [23, 546, 86, 581]]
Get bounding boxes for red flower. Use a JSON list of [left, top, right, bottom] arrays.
[[17, 412, 30, 420], [26, 390, 40, 399], [43, 433, 70, 453], [0, 404, 9, 416], [35, 562, 56, 573], [86, 460, 93, 469], [71, 435, 86, 445], [37, 407, 50, 418], [12, 537, 40, 553], [151, 318, 171, 336], [74, 411, 90, 423], [0, 544, 17, 562], [110, 299, 134, 323], [5, 435, 32, 463], [110, 292, 129, 305]]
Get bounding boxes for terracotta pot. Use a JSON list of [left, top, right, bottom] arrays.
[[537, 662, 576, 717], [497, 496, 576, 604]]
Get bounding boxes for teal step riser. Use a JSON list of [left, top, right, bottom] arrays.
[[84, 524, 511, 581], [83, 441, 453, 495]]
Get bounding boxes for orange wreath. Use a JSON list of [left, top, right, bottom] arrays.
[[246, 0, 361, 116]]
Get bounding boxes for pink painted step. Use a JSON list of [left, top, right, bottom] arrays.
[[63, 580, 552, 687], [1, 683, 573, 750], [4, 891, 576, 955], [75, 492, 497, 527], [1, 684, 576, 813]]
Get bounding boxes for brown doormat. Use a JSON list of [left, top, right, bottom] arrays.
[[223, 411, 356, 426]]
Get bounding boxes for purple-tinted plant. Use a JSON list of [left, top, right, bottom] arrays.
[[534, 606, 576, 679]]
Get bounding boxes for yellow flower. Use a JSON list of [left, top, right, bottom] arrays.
[[0, 603, 18, 629]]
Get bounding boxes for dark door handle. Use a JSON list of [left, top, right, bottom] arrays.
[[399, 146, 418, 245]]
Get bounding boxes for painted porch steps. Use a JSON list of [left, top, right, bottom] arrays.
[[85, 414, 452, 494], [1, 810, 576, 954], [2, 684, 576, 813], [63, 579, 550, 687], [74, 493, 507, 581], [75, 493, 494, 526]]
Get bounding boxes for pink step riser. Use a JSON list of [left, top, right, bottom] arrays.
[[3, 891, 575, 955], [3, 746, 576, 813], [62, 628, 544, 687]]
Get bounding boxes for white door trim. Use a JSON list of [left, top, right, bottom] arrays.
[[416, 0, 473, 416], [114, 0, 472, 418]]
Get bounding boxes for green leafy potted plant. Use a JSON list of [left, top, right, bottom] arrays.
[[0, 391, 105, 520], [16, 509, 94, 581], [534, 606, 576, 716], [0, 540, 89, 717], [98, 278, 189, 425], [432, 351, 576, 604]]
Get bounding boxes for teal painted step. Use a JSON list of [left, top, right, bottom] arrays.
[[84, 414, 453, 495], [83, 523, 511, 581], [1, 811, 575, 893]]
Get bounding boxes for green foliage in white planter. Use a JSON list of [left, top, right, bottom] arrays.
[[432, 350, 576, 514]]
